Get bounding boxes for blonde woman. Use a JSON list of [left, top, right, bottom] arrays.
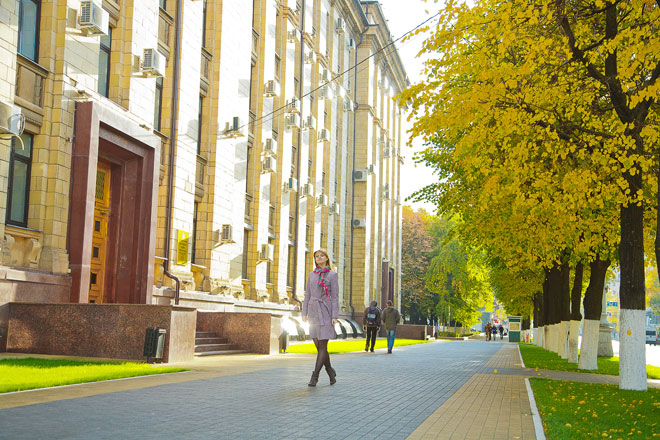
[[302, 249, 339, 386]]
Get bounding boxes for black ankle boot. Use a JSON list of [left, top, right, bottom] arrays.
[[308, 371, 319, 387], [326, 367, 336, 385]]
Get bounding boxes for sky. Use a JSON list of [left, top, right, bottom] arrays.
[[378, 0, 440, 214]]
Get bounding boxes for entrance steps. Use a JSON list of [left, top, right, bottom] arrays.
[[194, 331, 248, 356]]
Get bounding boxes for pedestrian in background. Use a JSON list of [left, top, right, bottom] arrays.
[[491, 324, 498, 341], [381, 300, 401, 354], [498, 324, 504, 340], [302, 249, 339, 386], [485, 322, 491, 341], [363, 300, 381, 352]]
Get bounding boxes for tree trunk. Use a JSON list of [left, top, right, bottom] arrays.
[[546, 265, 563, 353], [558, 261, 571, 359], [579, 258, 610, 370], [533, 290, 542, 346], [542, 271, 551, 349], [619, 173, 647, 390], [568, 262, 584, 363]]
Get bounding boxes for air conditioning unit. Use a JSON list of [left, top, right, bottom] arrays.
[[352, 218, 366, 228], [353, 169, 368, 182], [259, 243, 274, 261], [367, 164, 376, 175], [383, 147, 391, 158], [382, 187, 390, 200], [316, 194, 328, 207], [142, 48, 166, 77], [220, 224, 234, 242], [262, 156, 276, 173], [335, 85, 346, 99], [223, 116, 244, 137], [304, 50, 316, 64], [264, 79, 280, 97], [302, 115, 316, 131], [392, 148, 398, 157], [343, 99, 354, 112], [263, 138, 277, 157], [287, 98, 301, 113], [335, 17, 346, 34], [302, 183, 314, 197], [317, 128, 330, 142], [287, 29, 300, 43], [330, 201, 340, 215], [284, 177, 297, 192], [318, 84, 334, 100], [320, 68, 332, 83], [0, 102, 24, 137], [284, 113, 300, 129], [395, 195, 401, 205], [377, 133, 387, 145], [78, 0, 109, 36]]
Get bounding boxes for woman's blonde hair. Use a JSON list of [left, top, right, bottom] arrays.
[[313, 248, 332, 270]]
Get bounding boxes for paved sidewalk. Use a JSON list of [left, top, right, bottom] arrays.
[[1, 340, 655, 439]]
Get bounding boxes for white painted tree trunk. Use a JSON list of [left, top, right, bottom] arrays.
[[558, 321, 569, 359], [619, 309, 647, 390], [537, 325, 544, 347], [578, 319, 599, 370], [532, 326, 538, 345], [548, 323, 559, 354], [543, 325, 549, 349], [567, 320, 580, 363]]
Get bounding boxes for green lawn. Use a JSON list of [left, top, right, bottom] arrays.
[[518, 343, 660, 380], [0, 358, 187, 393], [286, 338, 432, 354], [529, 378, 660, 439]]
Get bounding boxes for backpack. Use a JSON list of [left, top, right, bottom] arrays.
[[366, 306, 379, 326]]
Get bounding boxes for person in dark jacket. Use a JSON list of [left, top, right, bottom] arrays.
[[302, 249, 339, 386], [362, 300, 381, 352], [498, 324, 504, 340], [381, 300, 401, 353]]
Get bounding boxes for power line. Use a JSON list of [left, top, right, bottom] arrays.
[[242, 11, 440, 134]]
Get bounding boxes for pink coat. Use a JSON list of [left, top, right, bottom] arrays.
[[302, 270, 339, 340]]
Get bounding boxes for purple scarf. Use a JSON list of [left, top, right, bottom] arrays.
[[313, 267, 331, 297]]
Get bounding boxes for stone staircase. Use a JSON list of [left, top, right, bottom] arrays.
[[194, 331, 248, 356]]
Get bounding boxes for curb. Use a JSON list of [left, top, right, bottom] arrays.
[[525, 377, 546, 440]]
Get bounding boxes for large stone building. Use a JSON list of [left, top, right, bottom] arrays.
[[0, 0, 407, 346]]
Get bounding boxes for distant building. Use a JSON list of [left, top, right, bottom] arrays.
[[0, 0, 407, 346]]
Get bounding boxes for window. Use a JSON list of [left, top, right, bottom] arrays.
[[6, 133, 33, 227], [197, 95, 203, 155], [154, 77, 163, 131], [290, 145, 296, 178], [18, 0, 40, 62], [266, 238, 273, 284], [242, 229, 250, 279], [98, 26, 112, 97], [191, 202, 199, 264], [201, 0, 207, 48]]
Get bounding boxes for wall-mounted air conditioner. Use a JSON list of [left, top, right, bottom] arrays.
[[264, 79, 280, 97], [367, 164, 376, 175], [318, 85, 333, 100], [304, 50, 316, 64], [335, 85, 346, 99], [259, 243, 274, 261], [79, 0, 109, 36], [284, 177, 297, 192], [317, 128, 330, 142], [142, 48, 166, 77], [320, 69, 332, 83], [377, 133, 387, 145], [316, 194, 328, 207], [287, 29, 300, 43], [352, 218, 366, 228], [262, 156, 276, 173], [383, 147, 391, 158], [382, 186, 390, 200], [302, 115, 316, 131], [285, 113, 300, 129], [0, 102, 24, 137], [330, 201, 340, 215], [353, 169, 368, 182], [335, 17, 346, 34], [220, 224, 235, 243], [302, 183, 314, 197], [287, 98, 300, 113], [343, 99, 354, 112], [263, 138, 277, 157]]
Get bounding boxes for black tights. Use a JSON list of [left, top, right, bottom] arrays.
[[312, 338, 332, 374]]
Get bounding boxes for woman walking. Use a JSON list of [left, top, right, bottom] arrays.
[[302, 249, 339, 386]]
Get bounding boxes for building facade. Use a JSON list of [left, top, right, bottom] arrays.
[[0, 0, 407, 343]]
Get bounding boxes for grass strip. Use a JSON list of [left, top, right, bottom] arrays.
[[529, 378, 660, 439], [519, 343, 660, 380], [286, 338, 432, 354], [0, 358, 187, 393]]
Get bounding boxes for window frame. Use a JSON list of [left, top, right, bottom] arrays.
[[98, 26, 113, 97], [6, 133, 34, 228], [18, 0, 41, 63]]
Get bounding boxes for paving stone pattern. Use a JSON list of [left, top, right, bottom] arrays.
[[0, 342, 502, 440]]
